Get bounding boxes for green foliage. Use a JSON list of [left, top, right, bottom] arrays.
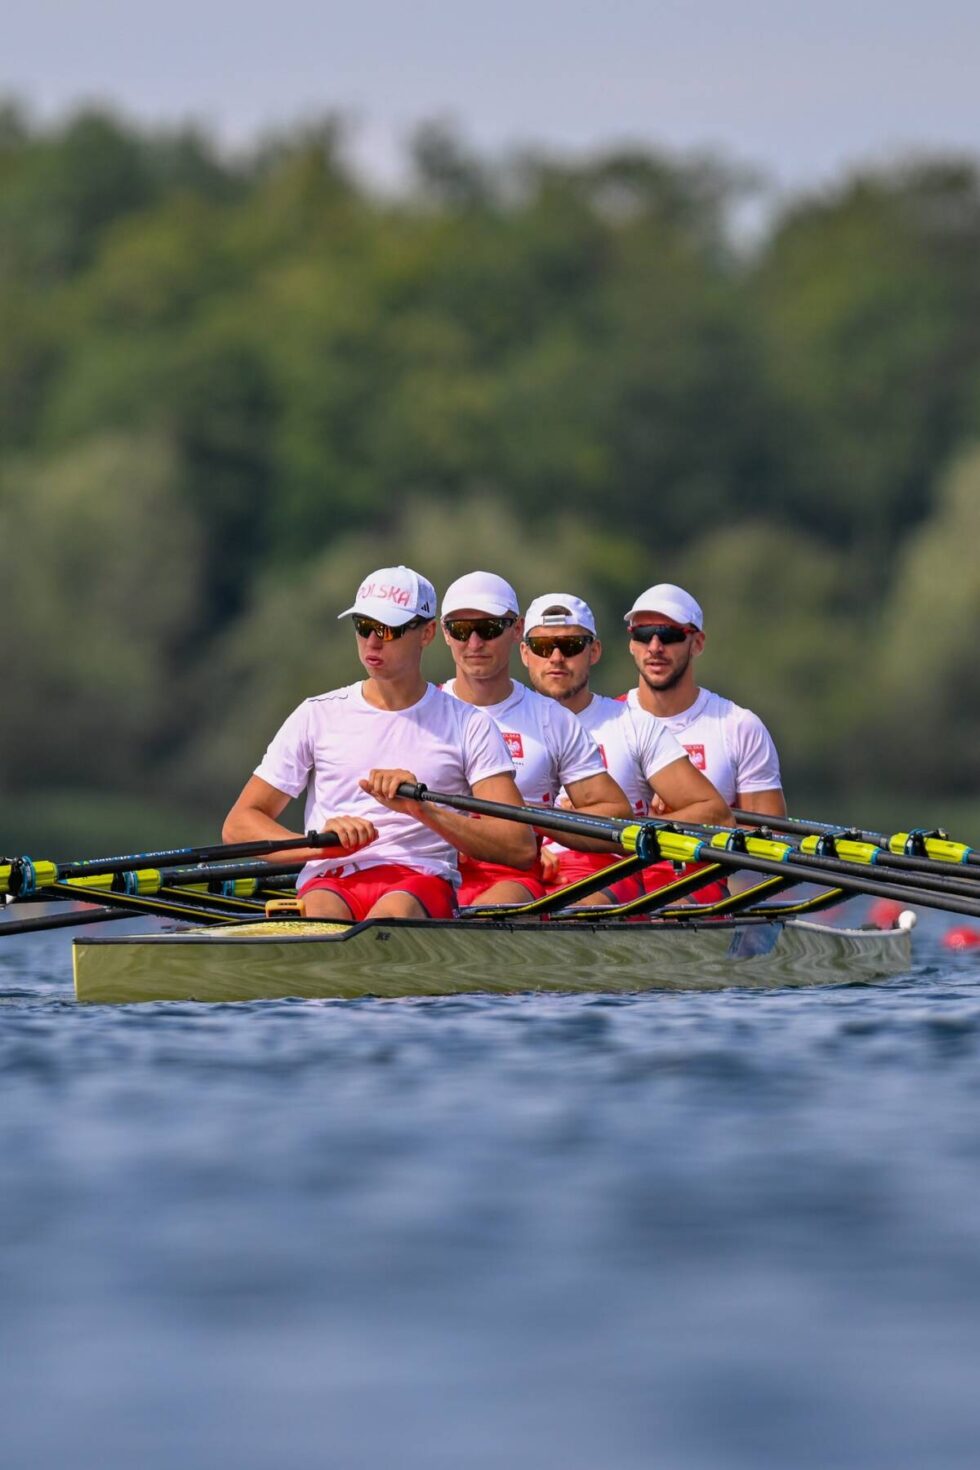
[[872, 443, 980, 789], [673, 523, 869, 793], [0, 104, 237, 283], [3, 105, 980, 840], [750, 162, 980, 565], [1, 431, 204, 786]]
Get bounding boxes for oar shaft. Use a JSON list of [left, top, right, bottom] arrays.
[[61, 857, 305, 898], [518, 796, 980, 893], [401, 783, 634, 846], [0, 905, 132, 936], [47, 882, 239, 925], [56, 831, 339, 877], [733, 808, 980, 870], [732, 809, 856, 838], [1, 831, 341, 897], [403, 784, 980, 919], [789, 849, 980, 901]]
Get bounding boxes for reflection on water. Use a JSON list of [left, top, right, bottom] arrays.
[[2, 916, 980, 1468]]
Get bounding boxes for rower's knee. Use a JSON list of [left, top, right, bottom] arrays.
[[304, 889, 354, 920], [571, 890, 613, 908], [467, 880, 536, 907], [367, 892, 427, 920]]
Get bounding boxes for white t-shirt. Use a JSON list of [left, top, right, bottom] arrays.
[[577, 693, 687, 815], [442, 678, 605, 804], [546, 693, 686, 858], [254, 681, 515, 887], [625, 686, 782, 807]]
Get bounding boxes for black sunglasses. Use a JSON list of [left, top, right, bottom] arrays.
[[525, 634, 594, 658], [353, 615, 427, 642], [443, 616, 516, 642], [628, 623, 693, 646]]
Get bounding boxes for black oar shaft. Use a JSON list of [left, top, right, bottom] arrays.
[[402, 784, 980, 920], [0, 905, 132, 936], [782, 849, 980, 901], [512, 795, 980, 898], [401, 783, 629, 845], [156, 858, 303, 886], [55, 831, 339, 878], [1, 832, 342, 897], [47, 882, 239, 924], [733, 808, 980, 871]]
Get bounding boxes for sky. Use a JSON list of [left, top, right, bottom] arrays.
[[6, 1, 980, 200]]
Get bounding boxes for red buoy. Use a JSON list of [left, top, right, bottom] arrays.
[[868, 898, 906, 930], [942, 925, 980, 951]]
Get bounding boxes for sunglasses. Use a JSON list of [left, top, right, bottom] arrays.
[[443, 616, 516, 642], [628, 623, 693, 646], [353, 615, 427, 642], [524, 634, 594, 658]]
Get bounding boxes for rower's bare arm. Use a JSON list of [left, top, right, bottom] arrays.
[[360, 769, 536, 869], [462, 774, 537, 867], [735, 787, 788, 820], [648, 758, 731, 828], [560, 771, 633, 852], [223, 775, 377, 861]]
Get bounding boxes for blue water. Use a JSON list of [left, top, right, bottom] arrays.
[[3, 912, 980, 1469]]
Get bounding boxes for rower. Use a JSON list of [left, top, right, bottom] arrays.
[[520, 593, 730, 904], [440, 571, 632, 906], [222, 565, 535, 922], [621, 582, 787, 820]]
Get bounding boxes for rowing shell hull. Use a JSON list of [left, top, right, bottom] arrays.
[[72, 916, 912, 1005]]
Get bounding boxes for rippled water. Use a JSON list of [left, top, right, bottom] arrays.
[[3, 911, 980, 1469]]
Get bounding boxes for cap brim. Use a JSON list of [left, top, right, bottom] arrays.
[[338, 603, 417, 625]]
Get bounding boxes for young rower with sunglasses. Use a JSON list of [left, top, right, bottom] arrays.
[[222, 565, 535, 922], [440, 571, 632, 907], [520, 594, 731, 904], [621, 583, 786, 822]]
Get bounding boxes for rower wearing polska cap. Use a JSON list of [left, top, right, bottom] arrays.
[[440, 571, 632, 907], [520, 593, 730, 904], [622, 581, 786, 819], [223, 564, 535, 923]]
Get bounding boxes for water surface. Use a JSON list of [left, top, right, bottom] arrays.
[[2, 911, 980, 1469]]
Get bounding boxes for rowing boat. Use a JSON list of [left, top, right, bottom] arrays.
[[72, 912, 914, 1004], [11, 787, 966, 1004]]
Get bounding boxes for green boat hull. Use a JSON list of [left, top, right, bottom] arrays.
[[72, 915, 913, 1004]]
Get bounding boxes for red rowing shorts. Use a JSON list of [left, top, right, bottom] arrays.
[[546, 851, 645, 903], [457, 854, 548, 907], [298, 864, 457, 921], [639, 860, 729, 905]]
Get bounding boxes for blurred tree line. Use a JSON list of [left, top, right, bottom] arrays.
[[2, 103, 979, 847]]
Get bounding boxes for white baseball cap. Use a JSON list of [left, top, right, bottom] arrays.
[[338, 565, 437, 625], [624, 583, 703, 630], [524, 593, 597, 637], [441, 571, 520, 619]]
